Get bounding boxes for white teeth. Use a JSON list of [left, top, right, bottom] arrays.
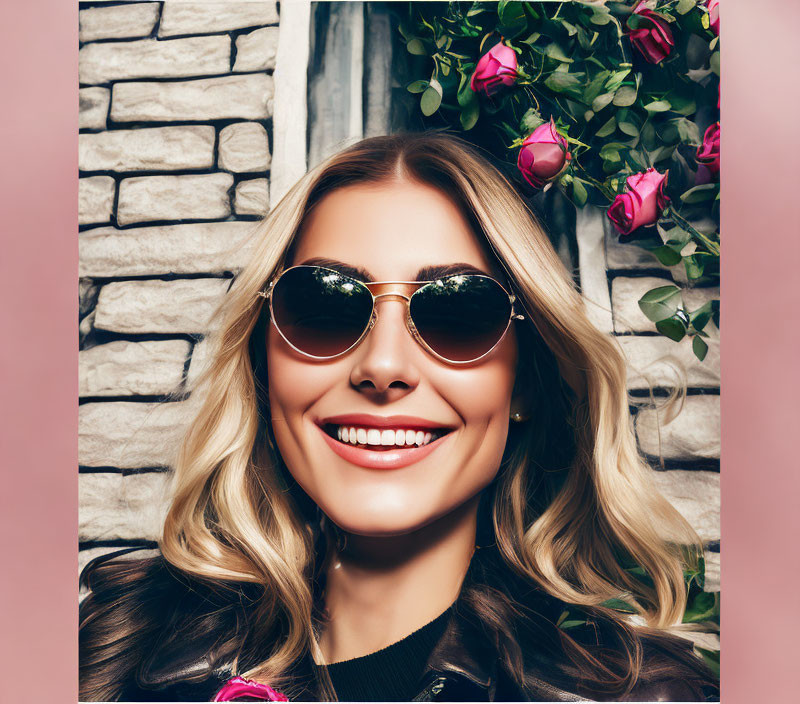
[[380, 429, 395, 445], [332, 425, 444, 447]]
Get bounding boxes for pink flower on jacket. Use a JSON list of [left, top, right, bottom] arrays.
[[470, 42, 518, 96], [707, 0, 720, 35], [627, 1, 675, 64], [213, 676, 289, 702], [696, 122, 720, 176], [607, 168, 670, 236], [517, 119, 571, 189]]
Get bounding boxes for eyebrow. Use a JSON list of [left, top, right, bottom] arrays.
[[297, 257, 492, 282]]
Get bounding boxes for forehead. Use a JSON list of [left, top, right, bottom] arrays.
[[289, 180, 503, 281]]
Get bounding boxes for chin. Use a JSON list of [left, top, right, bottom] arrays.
[[323, 501, 447, 538]]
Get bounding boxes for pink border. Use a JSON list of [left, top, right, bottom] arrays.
[[1, 1, 798, 702], [721, 0, 800, 701], [0, 0, 78, 701]]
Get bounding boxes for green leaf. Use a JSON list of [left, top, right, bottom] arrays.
[[599, 142, 626, 160], [613, 85, 637, 107], [602, 598, 638, 614], [683, 591, 719, 623], [559, 619, 587, 629], [520, 107, 545, 133], [406, 38, 427, 56], [651, 245, 683, 266], [676, 0, 697, 14], [638, 285, 682, 322], [692, 335, 708, 361], [572, 179, 588, 207], [545, 71, 582, 94], [456, 72, 473, 107], [656, 317, 687, 342], [681, 184, 718, 203], [695, 647, 720, 678], [498, 0, 527, 37], [605, 68, 632, 93], [589, 7, 613, 25], [583, 70, 611, 106], [545, 43, 574, 63], [644, 100, 672, 112], [689, 300, 714, 332], [420, 79, 443, 116], [406, 79, 429, 94], [618, 119, 640, 137], [710, 51, 721, 77], [460, 98, 480, 130], [592, 92, 615, 112], [596, 115, 616, 138]]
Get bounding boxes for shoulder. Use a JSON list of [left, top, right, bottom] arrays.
[[79, 548, 246, 702]]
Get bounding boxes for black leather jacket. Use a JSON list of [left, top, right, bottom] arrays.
[[83, 549, 718, 702]]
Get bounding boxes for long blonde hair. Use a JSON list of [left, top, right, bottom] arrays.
[[154, 132, 701, 694]]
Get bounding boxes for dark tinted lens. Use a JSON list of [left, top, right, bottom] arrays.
[[270, 267, 373, 357], [409, 275, 511, 362]]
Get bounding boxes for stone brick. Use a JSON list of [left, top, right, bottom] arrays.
[[79, 221, 257, 277], [704, 550, 720, 592], [79, 36, 230, 85], [611, 276, 719, 334], [79, 87, 110, 130], [650, 469, 719, 543], [79, 472, 171, 541], [234, 26, 279, 72], [79, 2, 160, 43], [80, 310, 96, 347], [159, 2, 279, 37], [111, 74, 274, 122], [218, 122, 271, 173], [186, 338, 212, 388], [79, 278, 100, 318], [79, 401, 189, 468], [79, 340, 191, 397], [79, 176, 115, 225], [234, 179, 270, 216], [117, 173, 232, 226], [94, 278, 229, 335], [617, 335, 720, 391], [80, 126, 215, 172], [636, 394, 720, 461]]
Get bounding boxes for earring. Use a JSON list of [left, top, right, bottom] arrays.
[[510, 411, 528, 423]]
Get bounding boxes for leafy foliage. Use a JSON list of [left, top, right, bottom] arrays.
[[399, 1, 720, 358]]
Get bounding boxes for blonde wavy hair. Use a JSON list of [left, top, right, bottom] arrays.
[[159, 132, 701, 693]]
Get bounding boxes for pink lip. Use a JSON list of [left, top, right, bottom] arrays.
[[318, 413, 454, 431], [316, 423, 453, 470]]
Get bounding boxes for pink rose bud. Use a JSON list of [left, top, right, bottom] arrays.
[[696, 122, 720, 176], [627, 1, 675, 64], [470, 41, 518, 97], [517, 120, 571, 189], [607, 168, 670, 236], [213, 676, 289, 702], [707, 0, 720, 35]]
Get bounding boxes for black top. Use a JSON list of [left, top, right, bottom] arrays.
[[321, 609, 452, 702]]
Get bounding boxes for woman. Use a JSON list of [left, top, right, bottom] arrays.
[[80, 133, 718, 702]]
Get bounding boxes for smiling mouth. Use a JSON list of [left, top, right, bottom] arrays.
[[322, 424, 453, 451]]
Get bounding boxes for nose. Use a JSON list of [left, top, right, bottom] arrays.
[[349, 296, 421, 397]]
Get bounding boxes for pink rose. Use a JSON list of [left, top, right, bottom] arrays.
[[607, 168, 670, 236], [517, 120, 571, 189], [707, 0, 720, 35], [696, 122, 720, 176], [470, 42, 518, 96], [214, 676, 289, 702], [627, 1, 675, 64]]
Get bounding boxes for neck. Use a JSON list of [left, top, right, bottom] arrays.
[[317, 496, 479, 664]]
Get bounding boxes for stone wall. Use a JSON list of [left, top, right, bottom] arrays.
[[79, 2, 719, 597], [78, 1, 280, 580]]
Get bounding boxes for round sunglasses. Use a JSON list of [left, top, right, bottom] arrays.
[[257, 265, 525, 364]]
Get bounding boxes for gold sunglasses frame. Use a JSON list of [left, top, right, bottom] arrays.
[[256, 265, 526, 365]]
